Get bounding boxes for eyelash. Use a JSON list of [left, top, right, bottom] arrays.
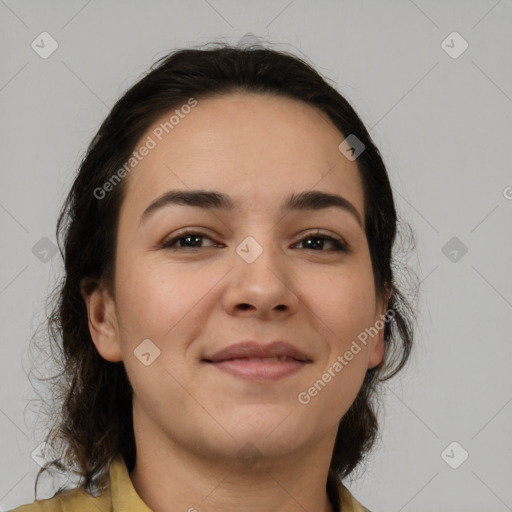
[[160, 229, 349, 252]]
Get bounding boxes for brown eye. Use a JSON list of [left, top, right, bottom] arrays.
[[294, 233, 348, 252], [160, 230, 349, 253], [161, 231, 218, 250]]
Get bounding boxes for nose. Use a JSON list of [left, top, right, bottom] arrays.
[[221, 238, 300, 319]]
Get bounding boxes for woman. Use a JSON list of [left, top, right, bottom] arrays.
[[14, 43, 415, 512]]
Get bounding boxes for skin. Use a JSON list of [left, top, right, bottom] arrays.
[[82, 92, 389, 512]]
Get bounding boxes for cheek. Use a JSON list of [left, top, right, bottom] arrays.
[[113, 257, 205, 404], [303, 263, 377, 346], [114, 255, 218, 348], [298, 263, 375, 409]]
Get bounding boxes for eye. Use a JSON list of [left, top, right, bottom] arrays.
[[160, 229, 349, 252], [294, 232, 348, 252], [160, 230, 220, 250]]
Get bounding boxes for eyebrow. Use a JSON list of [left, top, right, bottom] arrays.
[[139, 189, 364, 229]]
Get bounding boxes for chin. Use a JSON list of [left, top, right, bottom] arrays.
[[222, 411, 315, 453]]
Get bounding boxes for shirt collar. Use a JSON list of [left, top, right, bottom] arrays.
[[329, 469, 369, 512], [109, 456, 152, 511]]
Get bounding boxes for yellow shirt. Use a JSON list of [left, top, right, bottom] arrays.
[[11, 457, 369, 512]]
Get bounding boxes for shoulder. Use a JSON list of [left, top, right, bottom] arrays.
[[338, 483, 372, 512], [10, 487, 111, 512]]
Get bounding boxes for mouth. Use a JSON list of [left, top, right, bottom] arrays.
[[203, 341, 312, 381]]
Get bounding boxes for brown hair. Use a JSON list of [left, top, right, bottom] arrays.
[[27, 42, 417, 500]]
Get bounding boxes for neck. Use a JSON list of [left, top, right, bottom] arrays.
[[129, 413, 337, 512]]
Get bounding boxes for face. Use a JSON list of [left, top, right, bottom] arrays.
[[85, 92, 388, 469]]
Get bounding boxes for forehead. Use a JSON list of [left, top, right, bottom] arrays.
[[120, 92, 364, 222]]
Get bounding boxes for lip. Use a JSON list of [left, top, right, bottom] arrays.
[[203, 341, 312, 381]]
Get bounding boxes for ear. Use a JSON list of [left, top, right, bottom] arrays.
[[367, 286, 391, 369], [80, 278, 123, 362]]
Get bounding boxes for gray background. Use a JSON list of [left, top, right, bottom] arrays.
[[1, 1, 511, 511]]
